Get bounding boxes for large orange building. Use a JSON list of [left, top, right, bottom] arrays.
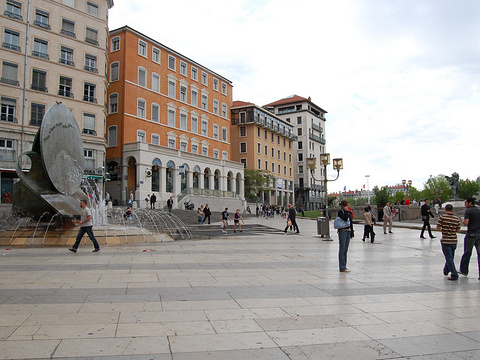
[[106, 26, 244, 209], [231, 101, 295, 206]]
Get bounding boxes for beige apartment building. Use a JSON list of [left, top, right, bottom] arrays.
[[0, 0, 113, 198], [231, 101, 295, 206]]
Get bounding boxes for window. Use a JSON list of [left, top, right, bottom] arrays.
[[137, 130, 146, 142], [257, 127, 260, 137], [62, 0, 75, 7], [213, 78, 219, 91], [240, 159, 247, 167], [222, 127, 227, 141], [213, 124, 219, 139], [278, 150, 281, 160], [240, 143, 247, 153], [239, 126, 246, 137], [272, 163, 275, 172], [264, 130, 267, 140], [60, 46, 74, 66], [168, 109, 175, 127], [180, 142, 187, 151], [59, 76, 73, 97], [83, 83, 96, 103], [221, 82, 227, 95], [111, 36, 120, 51], [137, 67, 146, 87], [138, 39, 147, 57], [271, 133, 274, 142], [168, 139, 175, 149], [213, 149, 219, 159], [137, 99, 146, 118], [265, 160, 268, 170], [109, 93, 118, 114], [1, 97, 16, 122], [151, 134, 160, 145], [30, 103, 45, 126], [297, 116, 302, 124], [151, 104, 159, 122], [298, 128, 302, 136], [34, 10, 50, 29], [31, 69, 46, 92], [191, 116, 198, 133], [110, 62, 119, 82], [180, 61, 187, 75], [1, 62, 19, 86], [213, 99, 219, 115], [33, 38, 48, 59], [298, 141, 302, 150], [222, 151, 228, 160], [201, 72, 207, 85], [61, 19, 75, 38], [152, 47, 160, 63], [180, 113, 187, 130], [5, 0, 22, 20], [264, 145, 267, 155], [257, 143, 261, 153], [3, 29, 20, 51], [271, 147, 274, 157], [86, 2, 98, 16], [202, 147, 207, 156], [298, 153, 303, 161], [152, 73, 160, 92], [191, 90, 198, 106], [191, 67, 198, 81], [257, 159, 261, 170], [168, 55, 175, 70], [221, 103, 227, 117], [108, 126, 117, 147], [201, 120, 207, 136], [84, 54, 97, 73], [168, 81, 175, 98], [201, 95, 207, 110], [180, 86, 187, 102], [192, 144, 198, 154], [299, 165, 304, 174], [82, 113, 95, 135]]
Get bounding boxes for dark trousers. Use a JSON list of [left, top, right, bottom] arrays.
[[363, 225, 375, 242], [442, 243, 458, 279], [460, 234, 480, 275], [420, 220, 433, 238], [284, 219, 299, 233], [72, 226, 99, 250], [204, 214, 211, 224]]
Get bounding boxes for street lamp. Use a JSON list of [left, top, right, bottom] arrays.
[[307, 154, 343, 241], [365, 175, 370, 204], [402, 179, 412, 198]]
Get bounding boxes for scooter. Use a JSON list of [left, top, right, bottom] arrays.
[[184, 201, 195, 210]]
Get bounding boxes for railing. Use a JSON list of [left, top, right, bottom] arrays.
[[31, 84, 48, 92], [83, 96, 97, 103], [83, 128, 97, 136], [311, 123, 323, 133], [29, 119, 42, 126], [85, 38, 99, 46], [84, 65, 98, 73], [32, 51, 49, 60], [58, 89, 73, 98], [0, 77, 19, 86], [4, 10, 22, 21], [309, 133, 326, 144], [2, 42, 20, 52], [0, 115, 17, 123], [60, 29, 76, 38], [59, 58, 75, 66], [33, 20, 50, 30], [0, 149, 15, 161], [177, 187, 237, 202]]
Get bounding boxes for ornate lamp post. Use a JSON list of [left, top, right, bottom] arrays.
[[402, 179, 412, 198], [307, 154, 343, 241]]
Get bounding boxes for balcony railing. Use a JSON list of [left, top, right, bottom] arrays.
[[0, 115, 18, 123], [31, 84, 48, 92], [29, 119, 42, 127], [32, 51, 49, 60], [60, 29, 76, 38], [33, 20, 50, 30], [0, 77, 19, 86], [309, 133, 326, 144], [311, 123, 323, 133], [58, 89, 73, 98], [59, 58, 75, 67], [84, 65, 98, 73], [4, 10, 22, 21], [83, 96, 97, 103], [2, 42, 20, 52], [83, 128, 97, 136], [85, 38, 99, 46], [0, 149, 15, 162]]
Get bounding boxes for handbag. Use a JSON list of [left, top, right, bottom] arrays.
[[333, 216, 350, 229], [287, 219, 292, 227]]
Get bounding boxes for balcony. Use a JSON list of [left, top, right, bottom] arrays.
[[311, 123, 323, 133], [58, 89, 73, 98], [309, 133, 326, 144], [83, 128, 97, 136], [31, 84, 48, 92], [32, 51, 49, 60], [59, 58, 75, 67], [33, 20, 50, 30], [4, 10, 22, 21], [85, 38, 99, 46], [0, 77, 19, 86], [0, 115, 18, 123], [60, 29, 76, 38], [84, 65, 98, 73], [83, 96, 97, 103], [0, 149, 15, 162], [2, 42, 20, 52]]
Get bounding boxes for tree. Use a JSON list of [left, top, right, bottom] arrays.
[[371, 186, 392, 208], [244, 169, 274, 202], [393, 191, 406, 204], [423, 175, 452, 202], [458, 178, 480, 199]]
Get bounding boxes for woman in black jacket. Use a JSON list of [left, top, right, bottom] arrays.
[[338, 200, 354, 272]]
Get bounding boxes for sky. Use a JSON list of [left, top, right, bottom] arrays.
[[109, 0, 480, 193]]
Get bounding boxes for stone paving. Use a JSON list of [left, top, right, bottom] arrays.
[[1, 216, 480, 359]]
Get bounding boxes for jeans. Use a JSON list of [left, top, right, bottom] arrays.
[[442, 243, 458, 279], [460, 233, 480, 275], [72, 226, 99, 250], [338, 229, 351, 271]]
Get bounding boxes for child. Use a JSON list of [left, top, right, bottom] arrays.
[[436, 204, 461, 280], [233, 209, 244, 233]]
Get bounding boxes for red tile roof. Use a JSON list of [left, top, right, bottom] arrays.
[[264, 95, 309, 107], [232, 100, 254, 108]]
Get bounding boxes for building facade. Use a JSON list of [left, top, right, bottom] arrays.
[[264, 95, 327, 210], [106, 26, 244, 209], [0, 0, 113, 198], [230, 101, 295, 206]]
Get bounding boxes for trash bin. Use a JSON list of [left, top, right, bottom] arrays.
[[317, 217, 328, 236]]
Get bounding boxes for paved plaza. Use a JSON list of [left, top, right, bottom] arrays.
[[1, 216, 480, 359]]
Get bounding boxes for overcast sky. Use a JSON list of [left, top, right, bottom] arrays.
[[109, 0, 480, 193]]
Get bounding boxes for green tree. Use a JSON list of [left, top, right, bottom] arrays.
[[371, 186, 392, 207], [244, 169, 274, 202], [458, 178, 480, 199], [407, 186, 421, 202], [393, 191, 406, 204], [423, 175, 452, 202]]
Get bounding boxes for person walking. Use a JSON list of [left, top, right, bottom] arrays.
[[167, 196, 173, 213], [433, 196, 442, 216], [437, 204, 461, 280], [221, 208, 230, 234], [383, 202, 393, 234], [283, 204, 299, 234], [233, 209, 244, 232], [337, 200, 354, 272], [420, 199, 436, 239], [203, 204, 211, 224], [362, 206, 375, 243], [145, 194, 150, 208], [459, 197, 480, 278], [150, 193, 156, 209], [197, 207, 204, 224], [128, 191, 134, 206], [69, 199, 100, 253]]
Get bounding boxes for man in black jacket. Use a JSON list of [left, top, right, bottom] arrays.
[[420, 199, 436, 239], [284, 204, 299, 234], [203, 204, 211, 224]]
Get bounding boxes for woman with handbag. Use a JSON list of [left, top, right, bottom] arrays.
[[363, 206, 375, 243], [337, 200, 354, 272]]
